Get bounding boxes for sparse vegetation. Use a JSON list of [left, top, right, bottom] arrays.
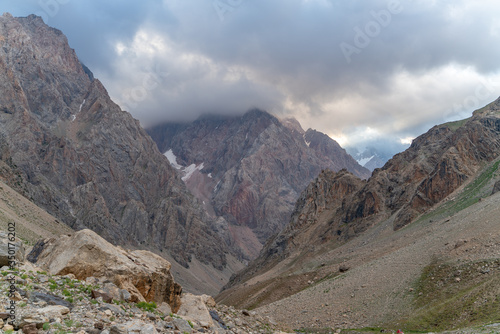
[[136, 301, 157, 312], [443, 117, 471, 132], [396, 258, 500, 332], [416, 158, 500, 224]]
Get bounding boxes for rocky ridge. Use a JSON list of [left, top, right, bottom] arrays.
[[218, 99, 500, 330], [226, 100, 500, 283], [0, 13, 235, 292], [147, 111, 369, 260]]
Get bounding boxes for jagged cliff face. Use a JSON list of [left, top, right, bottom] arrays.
[[222, 99, 500, 291], [147, 111, 370, 260], [0, 13, 229, 271]]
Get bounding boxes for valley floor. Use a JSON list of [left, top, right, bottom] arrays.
[[253, 192, 500, 331]]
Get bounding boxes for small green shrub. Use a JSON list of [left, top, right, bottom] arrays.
[[136, 301, 157, 312]]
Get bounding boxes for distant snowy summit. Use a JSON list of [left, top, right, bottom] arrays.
[[348, 147, 388, 171]]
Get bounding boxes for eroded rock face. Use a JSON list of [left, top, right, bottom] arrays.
[[147, 111, 370, 260], [27, 229, 182, 312], [0, 14, 229, 272]]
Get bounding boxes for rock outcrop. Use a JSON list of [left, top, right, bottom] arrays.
[[27, 229, 183, 312], [0, 14, 230, 278], [147, 111, 370, 260], [0, 264, 289, 333]]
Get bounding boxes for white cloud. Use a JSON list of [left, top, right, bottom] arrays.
[[4, 0, 500, 158]]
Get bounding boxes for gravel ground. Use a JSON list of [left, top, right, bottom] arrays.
[[255, 192, 500, 331]]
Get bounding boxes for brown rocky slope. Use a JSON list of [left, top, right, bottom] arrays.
[[0, 13, 236, 293], [147, 111, 369, 260], [217, 99, 500, 330]]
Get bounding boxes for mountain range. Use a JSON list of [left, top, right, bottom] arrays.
[[0, 13, 368, 295], [2, 12, 500, 333], [147, 112, 370, 260], [348, 146, 389, 171], [217, 99, 500, 330], [0, 13, 239, 294]]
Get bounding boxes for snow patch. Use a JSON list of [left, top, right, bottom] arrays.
[[357, 156, 375, 167], [164, 149, 183, 169], [71, 99, 86, 122], [164, 149, 205, 181], [79, 99, 86, 112], [182, 162, 204, 181], [303, 133, 310, 147], [214, 180, 221, 192], [208, 173, 212, 178]]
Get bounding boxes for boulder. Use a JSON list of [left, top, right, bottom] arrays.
[[0, 231, 25, 266], [99, 304, 126, 316], [176, 293, 214, 328], [339, 264, 350, 273], [110, 320, 158, 334], [28, 292, 73, 309], [36, 305, 70, 318], [27, 229, 182, 312], [22, 323, 38, 334], [16, 314, 49, 329], [91, 289, 113, 303], [172, 318, 192, 333], [120, 289, 132, 302], [201, 295, 217, 308], [157, 302, 172, 316]]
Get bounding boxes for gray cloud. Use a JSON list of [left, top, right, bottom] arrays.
[[3, 0, 500, 158]]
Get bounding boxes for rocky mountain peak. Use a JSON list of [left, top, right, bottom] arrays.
[[0, 14, 233, 294], [278, 116, 305, 135], [148, 109, 370, 260]]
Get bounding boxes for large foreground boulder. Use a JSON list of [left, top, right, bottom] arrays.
[[27, 229, 182, 312], [177, 293, 216, 328]]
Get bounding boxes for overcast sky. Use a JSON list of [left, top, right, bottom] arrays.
[[4, 0, 500, 158]]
